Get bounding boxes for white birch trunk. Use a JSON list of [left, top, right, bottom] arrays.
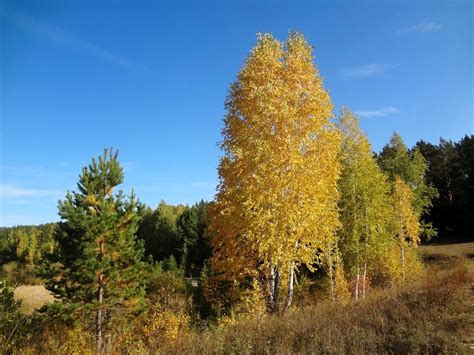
[[271, 264, 281, 313], [328, 254, 335, 302], [401, 244, 406, 280], [355, 265, 360, 301], [284, 262, 295, 311], [268, 263, 275, 310], [362, 262, 367, 299]]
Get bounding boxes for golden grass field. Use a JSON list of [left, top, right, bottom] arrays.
[[14, 285, 55, 315], [420, 241, 474, 272], [420, 241, 474, 349]]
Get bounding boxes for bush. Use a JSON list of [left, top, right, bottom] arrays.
[[0, 280, 36, 353], [1, 262, 41, 286]]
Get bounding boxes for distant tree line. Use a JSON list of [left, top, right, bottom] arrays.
[[0, 201, 211, 285], [0, 134, 471, 289], [415, 135, 474, 240]]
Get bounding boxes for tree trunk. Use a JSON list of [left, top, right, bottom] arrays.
[[401, 244, 405, 280], [96, 239, 105, 354], [284, 262, 295, 311], [268, 263, 281, 313], [273, 265, 280, 313], [96, 279, 103, 354], [355, 265, 360, 301], [362, 262, 367, 299], [328, 254, 335, 302], [268, 264, 276, 310]]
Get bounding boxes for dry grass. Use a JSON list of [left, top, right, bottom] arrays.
[[420, 241, 474, 272], [157, 262, 473, 354], [420, 241, 474, 349], [14, 285, 55, 314]]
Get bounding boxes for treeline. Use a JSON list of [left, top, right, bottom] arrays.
[[0, 201, 211, 284], [0, 224, 56, 284], [1, 134, 471, 285], [138, 200, 211, 277], [415, 136, 474, 240]]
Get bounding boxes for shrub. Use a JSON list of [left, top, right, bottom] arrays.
[[0, 280, 36, 352]]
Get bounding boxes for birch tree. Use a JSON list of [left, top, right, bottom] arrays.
[[208, 32, 341, 313], [391, 177, 420, 280], [337, 108, 392, 299]]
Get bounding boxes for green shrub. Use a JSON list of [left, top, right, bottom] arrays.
[[0, 280, 35, 353]]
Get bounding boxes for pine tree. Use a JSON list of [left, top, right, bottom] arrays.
[[337, 108, 392, 299], [378, 132, 438, 239], [177, 200, 211, 277], [43, 149, 148, 353], [208, 32, 341, 313], [136, 201, 186, 264]]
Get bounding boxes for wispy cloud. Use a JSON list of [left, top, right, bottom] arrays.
[[340, 63, 390, 79], [122, 161, 137, 173], [395, 22, 442, 35], [355, 106, 399, 118], [3, 11, 150, 72], [56, 162, 71, 168], [0, 184, 62, 199]]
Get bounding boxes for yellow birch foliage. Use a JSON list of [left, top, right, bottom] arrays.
[[208, 32, 340, 301], [142, 306, 189, 345], [337, 108, 393, 288], [390, 177, 422, 280], [333, 254, 351, 302], [392, 177, 421, 246]]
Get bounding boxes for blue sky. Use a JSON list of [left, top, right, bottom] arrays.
[[1, 0, 472, 226]]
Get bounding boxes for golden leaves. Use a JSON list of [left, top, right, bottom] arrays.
[[208, 32, 340, 288], [392, 177, 421, 246]]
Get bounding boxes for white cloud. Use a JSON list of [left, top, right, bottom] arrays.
[[122, 161, 137, 173], [0, 184, 62, 198], [355, 106, 399, 118], [340, 63, 390, 79], [395, 22, 442, 35], [56, 162, 71, 167], [3, 11, 150, 72]]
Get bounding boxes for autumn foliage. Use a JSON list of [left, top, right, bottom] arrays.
[[208, 32, 341, 313]]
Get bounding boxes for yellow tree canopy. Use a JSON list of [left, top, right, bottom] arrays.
[[208, 32, 341, 288], [392, 176, 421, 247]]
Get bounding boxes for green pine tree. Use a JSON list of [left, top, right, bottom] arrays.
[[377, 132, 438, 240], [177, 200, 211, 277], [136, 201, 186, 263], [43, 149, 149, 353]]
